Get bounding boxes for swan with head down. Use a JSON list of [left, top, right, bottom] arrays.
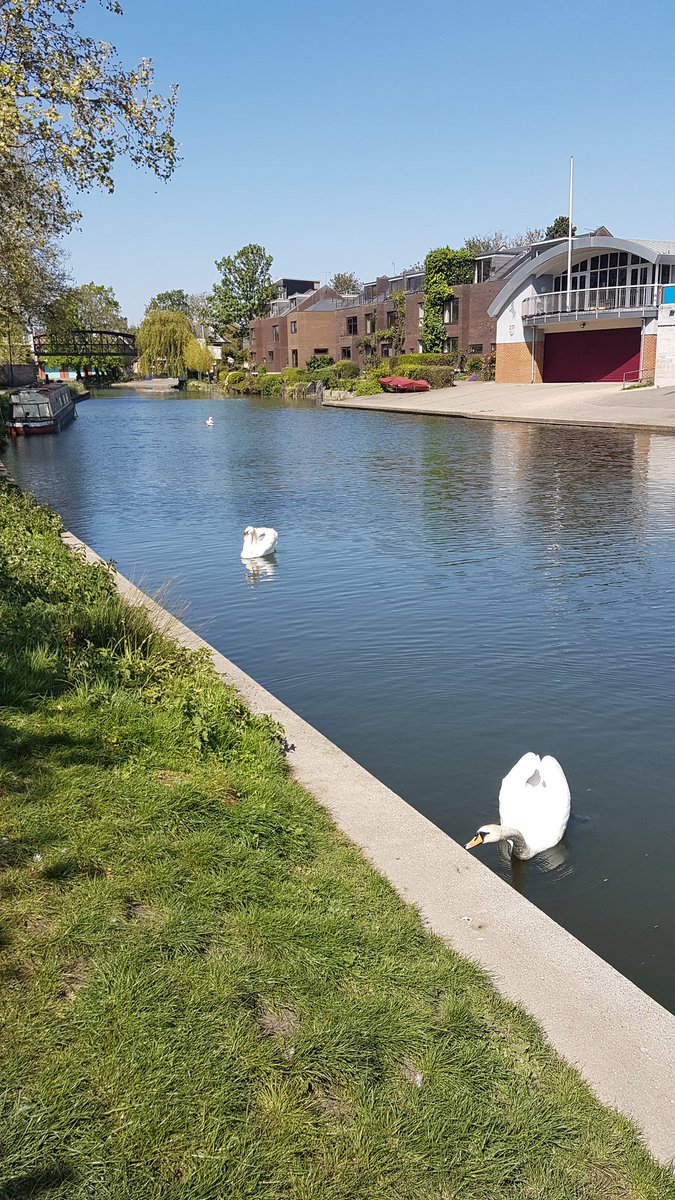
[[241, 526, 278, 559], [465, 752, 571, 860]]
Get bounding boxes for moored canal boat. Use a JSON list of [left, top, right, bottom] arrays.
[[5, 382, 77, 437]]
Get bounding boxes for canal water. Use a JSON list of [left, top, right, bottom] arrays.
[[4, 389, 675, 1011]]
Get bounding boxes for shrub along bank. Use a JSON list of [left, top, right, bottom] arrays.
[[1, 483, 671, 1198]]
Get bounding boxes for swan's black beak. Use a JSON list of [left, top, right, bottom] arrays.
[[465, 833, 485, 850]]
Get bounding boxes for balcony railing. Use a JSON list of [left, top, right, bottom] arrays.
[[522, 284, 662, 322]]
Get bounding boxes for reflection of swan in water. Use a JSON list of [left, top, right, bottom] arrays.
[[241, 526, 278, 558], [500, 836, 570, 879], [243, 557, 277, 585], [465, 752, 571, 860]]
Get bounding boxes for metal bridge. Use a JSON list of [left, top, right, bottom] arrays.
[[34, 329, 137, 360]]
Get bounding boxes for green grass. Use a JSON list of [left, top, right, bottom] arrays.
[[1, 481, 673, 1199]]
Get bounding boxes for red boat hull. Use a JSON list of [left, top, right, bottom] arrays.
[[379, 376, 431, 393]]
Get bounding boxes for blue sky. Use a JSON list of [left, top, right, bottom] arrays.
[[68, 0, 675, 323]]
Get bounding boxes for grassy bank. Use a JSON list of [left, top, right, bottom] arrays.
[[0, 482, 672, 1199]]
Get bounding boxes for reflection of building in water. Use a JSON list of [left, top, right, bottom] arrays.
[[487, 421, 654, 544]]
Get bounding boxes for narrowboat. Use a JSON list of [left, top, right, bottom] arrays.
[[5, 382, 77, 437]]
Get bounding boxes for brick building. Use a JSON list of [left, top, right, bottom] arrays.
[[248, 256, 517, 370]]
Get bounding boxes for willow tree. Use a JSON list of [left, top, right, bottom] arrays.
[[184, 338, 214, 377], [137, 311, 192, 377]]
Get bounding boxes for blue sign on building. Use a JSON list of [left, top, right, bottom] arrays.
[[663, 285, 675, 303]]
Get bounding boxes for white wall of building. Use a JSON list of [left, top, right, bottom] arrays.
[[655, 304, 675, 386]]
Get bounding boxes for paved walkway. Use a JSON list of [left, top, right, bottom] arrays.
[[324, 381, 675, 434]]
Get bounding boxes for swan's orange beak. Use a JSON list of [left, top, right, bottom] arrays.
[[465, 833, 485, 850]]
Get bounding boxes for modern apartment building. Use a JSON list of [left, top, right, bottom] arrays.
[[249, 263, 508, 370]]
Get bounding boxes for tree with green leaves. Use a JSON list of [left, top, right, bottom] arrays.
[[43, 282, 129, 377], [329, 272, 361, 296], [145, 290, 191, 317], [184, 338, 214, 378], [0, 0, 178, 326], [545, 216, 577, 239], [208, 245, 275, 340], [137, 310, 192, 377]]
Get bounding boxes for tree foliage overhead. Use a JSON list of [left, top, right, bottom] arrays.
[[0, 0, 178, 324], [329, 271, 361, 296], [137, 310, 192, 377], [145, 289, 191, 317], [208, 244, 275, 340]]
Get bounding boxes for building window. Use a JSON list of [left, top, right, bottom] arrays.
[[291, 349, 298, 367], [418, 303, 424, 327], [443, 297, 459, 324], [386, 310, 397, 328], [341, 346, 351, 359], [313, 348, 329, 356], [268, 351, 274, 362], [444, 337, 458, 352], [365, 312, 375, 334], [475, 258, 492, 283], [364, 285, 375, 303], [380, 343, 391, 358], [250, 351, 256, 361], [273, 325, 280, 342], [469, 344, 483, 353], [418, 340, 424, 353], [660, 264, 672, 284], [346, 316, 358, 335], [290, 320, 297, 333], [491, 343, 497, 352]]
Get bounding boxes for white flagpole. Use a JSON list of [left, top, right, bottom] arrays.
[[566, 156, 574, 314]]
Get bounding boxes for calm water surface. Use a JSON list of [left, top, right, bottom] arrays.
[[4, 390, 675, 1010]]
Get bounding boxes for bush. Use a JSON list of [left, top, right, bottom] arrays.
[[397, 353, 457, 370], [259, 373, 283, 395], [354, 375, 384, 396], [335, 361, 360, 379], [306, 354, 334, 371], [281, 367, 311, 385], [482, 353, 496, 381], [465, 355, 484, 375], [404, 366, 455, 389], [225, 369, 246, 386]]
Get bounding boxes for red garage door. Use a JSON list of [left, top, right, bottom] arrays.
[[543, 328, 641, 383]]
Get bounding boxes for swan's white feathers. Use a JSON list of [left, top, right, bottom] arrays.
[[241, 526, 278, 559], [498, 752, 571, 859]]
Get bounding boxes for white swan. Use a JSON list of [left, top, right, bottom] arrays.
[[465, 752, 571, 860], [241, 526, 278, 559], [206, 416, 214, 426]]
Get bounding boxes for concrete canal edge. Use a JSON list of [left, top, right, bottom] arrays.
[[60, 528, 675, 1166]]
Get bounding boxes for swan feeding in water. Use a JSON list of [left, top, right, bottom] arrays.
[[205, 416, 214, 426], [465, 752, 571, 860], [241, 526, 278, 559]]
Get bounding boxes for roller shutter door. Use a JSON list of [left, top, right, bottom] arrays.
[[543, 328, 641, 383]]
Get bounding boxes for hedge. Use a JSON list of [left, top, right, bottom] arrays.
[[403, 366, 455, 389]]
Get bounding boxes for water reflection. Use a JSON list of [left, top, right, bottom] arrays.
[[243, 556, 277, 586], [501, 837, 572, 891]]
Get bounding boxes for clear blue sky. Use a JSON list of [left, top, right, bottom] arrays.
[[68, 0, 675, 323]]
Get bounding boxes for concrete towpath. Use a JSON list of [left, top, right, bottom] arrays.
[[324, 381, 675, 434]]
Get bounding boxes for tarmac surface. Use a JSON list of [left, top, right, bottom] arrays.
[[64, 530, 675, 1168], [324, 381, 675, 434]]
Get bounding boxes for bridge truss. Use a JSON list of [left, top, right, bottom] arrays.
[[34, 329, 137, 360]]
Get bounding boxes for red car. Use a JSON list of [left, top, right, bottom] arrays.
[[379, 375, 431, 393]]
